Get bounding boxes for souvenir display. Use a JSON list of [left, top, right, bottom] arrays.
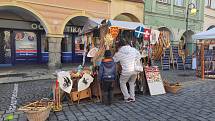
[[150, 30, 160, 45], [144, 28, 151, 41], [87, 47, 99, 57], [109, 26, 119, 39], [78, 73, 94, 92], [57, 71, 73, 93], [104, 33, 114, 49], [196, 41, 215, 79]]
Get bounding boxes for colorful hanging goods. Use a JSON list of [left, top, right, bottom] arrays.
[[109, 26, 119, 39], [87, 47, 99, 57], [150, 29, 160, 45], [78, 73, 94, 92], [144, 28, 151, 41], [134, 26, 144, 38], [53, 80, 62, 112], [104, 33, 114, 49]]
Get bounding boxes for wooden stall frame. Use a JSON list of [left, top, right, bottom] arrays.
[[196, 41, 215, 80]]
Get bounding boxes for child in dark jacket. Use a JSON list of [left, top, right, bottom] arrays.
[[98, 50, 116, 105]]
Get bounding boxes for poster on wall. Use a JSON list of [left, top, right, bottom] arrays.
[[144, 66, 166, 96], [75, 36, 84, 55], [15, 31, 37, 54]]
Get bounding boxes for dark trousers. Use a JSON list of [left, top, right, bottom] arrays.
[[102, 81, 114, 105]]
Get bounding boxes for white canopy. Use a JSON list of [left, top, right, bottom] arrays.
[[81, 18, 145, 34], [192, 28, 215, 40]]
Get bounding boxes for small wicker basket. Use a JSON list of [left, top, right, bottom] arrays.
[[18, 99, 53, 121], [163, 81, 182, 94]]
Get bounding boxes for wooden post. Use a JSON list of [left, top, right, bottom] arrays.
[[200, 43, 204, 80]]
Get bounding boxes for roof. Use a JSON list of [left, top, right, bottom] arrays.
[[192, 28, 215, 40], [80, 18, 145, 34]]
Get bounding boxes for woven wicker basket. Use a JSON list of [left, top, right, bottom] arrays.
[[24, 106, 51, 121], [164, 85, 182, 94], [19, 100, 53, 121], [163, 81, 182, 94]]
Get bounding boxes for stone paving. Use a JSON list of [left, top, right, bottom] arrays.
[[0, 70, 215, 121], [0, 64, 81, 84]]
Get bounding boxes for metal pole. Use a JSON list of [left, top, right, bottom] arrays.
[[186, 4, 189, 57], [186, 3, 195, 56]]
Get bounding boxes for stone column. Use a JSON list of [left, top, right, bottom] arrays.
[[48, 37, 62, 70]]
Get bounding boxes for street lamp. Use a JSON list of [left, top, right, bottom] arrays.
[[185, 3, 197, 56]]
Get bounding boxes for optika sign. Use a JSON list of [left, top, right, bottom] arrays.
[[64, 26, 82, 33], [31, 23, 44, 30]]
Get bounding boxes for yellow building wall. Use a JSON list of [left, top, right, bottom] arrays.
[[110, 0, 144, 23], [204, 7, 215, 31], [0, 0, 144, 37]]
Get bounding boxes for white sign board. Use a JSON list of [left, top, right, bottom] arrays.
[[145, 66, 166, 96]]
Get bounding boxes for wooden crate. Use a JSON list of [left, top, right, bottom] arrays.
[[70, 88, 92, 103]]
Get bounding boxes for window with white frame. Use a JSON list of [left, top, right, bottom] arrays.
[[190, 0, 198, 9], [175, 0, 184, 6], [157, 0, 168, 4], [206, 0, 215, 8]]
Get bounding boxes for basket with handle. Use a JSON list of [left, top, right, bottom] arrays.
[[18, 98, 53, 121]]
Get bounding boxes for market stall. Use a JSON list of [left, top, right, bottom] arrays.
[[192, 28, 215, 79], [53, 18, 165, 104]]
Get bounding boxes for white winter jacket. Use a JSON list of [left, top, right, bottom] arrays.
[[113, 45, 141, 75]]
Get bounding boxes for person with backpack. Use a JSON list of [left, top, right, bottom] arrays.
[[98, 50, 116, 105]]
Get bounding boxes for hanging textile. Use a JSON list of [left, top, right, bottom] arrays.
[[82, 35, 88, 66], [150, 30, 160, 45], [144, 28, 151, 41]]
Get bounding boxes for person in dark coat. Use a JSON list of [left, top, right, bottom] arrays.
[[98, 50, 116, 105]]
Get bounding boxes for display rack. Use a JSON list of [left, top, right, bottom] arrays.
[[196, 41, 215, 79]]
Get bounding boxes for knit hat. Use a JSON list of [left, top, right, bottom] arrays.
[[104, 50, 112, 57]]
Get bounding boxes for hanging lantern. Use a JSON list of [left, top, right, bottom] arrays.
[[190, 8, 197, 16]]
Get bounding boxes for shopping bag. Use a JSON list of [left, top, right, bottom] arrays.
[[134, 58, 143, 72]]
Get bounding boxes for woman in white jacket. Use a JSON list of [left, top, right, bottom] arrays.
[[113, 40, 141, 102]]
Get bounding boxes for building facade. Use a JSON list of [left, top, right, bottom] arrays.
[[144, 0, 204, 55], [204, 0, 215, 31], [0, 0, 144, 68]]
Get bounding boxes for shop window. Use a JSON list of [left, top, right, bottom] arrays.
[[62, 34, 72, 52], [75, 36, 85, 55], [205, 0, 215, 8], [41, 34, 48, 52], [157, 0, 169, 4], [191, 0, 198, 9], [175, 0, 184, 6]]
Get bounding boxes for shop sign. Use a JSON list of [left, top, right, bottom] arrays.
[[144, 66, 166, 96], [64, 26, 82, 33], [31, 23, 44, 30]]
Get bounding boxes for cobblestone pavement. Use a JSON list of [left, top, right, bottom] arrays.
[[0, 70, 215, 121]]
